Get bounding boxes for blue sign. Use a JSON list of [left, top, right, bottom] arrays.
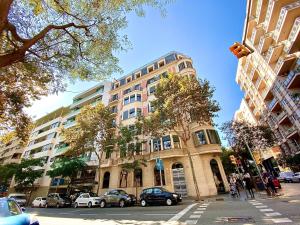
[[155, 158, 164, 170]]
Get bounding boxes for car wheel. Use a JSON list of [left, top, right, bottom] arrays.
[[166, 198, 172, 206], [56, 203, 60, 208], [100, 200, 106, 208], [88, 202, 92, 208], [119, 199, 125, 208], [74, 202, 78, 208], [140, 199, 147, 207]]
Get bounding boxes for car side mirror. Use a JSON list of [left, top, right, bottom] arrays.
[[21, 207, 26, 212]]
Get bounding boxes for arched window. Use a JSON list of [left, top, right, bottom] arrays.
[[102, 172, 110, 189], [119, 170, 128, 188], [154, 167, 165, 186], [134, 168, 143, 187]]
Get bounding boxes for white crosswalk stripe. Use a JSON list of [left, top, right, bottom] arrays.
[[184, 220, 198, 224]]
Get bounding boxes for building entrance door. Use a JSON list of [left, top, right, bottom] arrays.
[[172, 163, 187, 197]]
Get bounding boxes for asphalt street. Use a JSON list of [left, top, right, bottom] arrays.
[[27, 183, 300, 225]]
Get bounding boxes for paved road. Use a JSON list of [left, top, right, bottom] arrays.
[[27, 183, 300, 225]]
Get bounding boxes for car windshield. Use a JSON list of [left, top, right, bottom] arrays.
[[117, 190, 127, 195], [12, 196, 26, 200], [159, 187, 168, 192], [89, 193, 98, 197], [0, 200, 22, 217]]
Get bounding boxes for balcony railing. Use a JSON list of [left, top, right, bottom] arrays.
[[283, 17, 300, 53], [284, 59, 300, 87], [277, 111, 286, 122], [71, 90, 103, 108], [268, 98, 277, 110]]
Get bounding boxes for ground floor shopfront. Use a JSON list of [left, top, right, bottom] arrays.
[[94, 153, 229, 198]]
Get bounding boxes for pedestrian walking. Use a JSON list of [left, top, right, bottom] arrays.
[[264, 173, 277, 197], [243, 172, 255, 198]]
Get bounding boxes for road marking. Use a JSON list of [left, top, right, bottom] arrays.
[[265, 212, 282, 217], [106, 213, 131, 216], [260, 209, 274, 212], [194, 211, 204, 214], [270, 218, 292, 223], [79, 213, 98, 216], [190, 215, 201, 219], [144, 213, 176, 216], [255, 205, 267, 208], [59, 212, 74, 215], [168, 203, 197, 222], [184, 220, 198, 224], [251, 203, 263, 205]]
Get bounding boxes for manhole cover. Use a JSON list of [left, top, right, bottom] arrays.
[[216, 217, 255, 223]]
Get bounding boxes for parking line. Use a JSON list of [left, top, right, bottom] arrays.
[[144, 214, 176, 216], [168, 203, 197, 222]]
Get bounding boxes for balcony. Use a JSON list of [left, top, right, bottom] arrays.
[[149, 148, 185, 160], [265, 44, 284, 65], [109, 95, 119, 104], [70, 90, 103, 109], [268, 98, 278, 110], [257, 32, 273, 53], [277, 111, 287, 123], [273, 1, 300, 43], [284, 59, 300, 88], [250, 26, 265, 45], [284, 17, 300, 54], [64, 120, 76, 129], [274, 55, 297, 76], [281, 125, 297, 138], [255, 0, 269, 24], [54, 146, 69, 156]]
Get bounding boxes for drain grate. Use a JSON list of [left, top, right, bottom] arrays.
[[216, 217, 255, 223]]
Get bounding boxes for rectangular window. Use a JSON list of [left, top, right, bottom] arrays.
[[148, 102, 154, 112], [178, 62, 186, 71], [136, 94, 141, 102], [149, 86, 156, 95], [47, 132, 56, 140], [153, 139, 161, 151], [124, 97, 129, 105], [129, 108, 135, 118], [186, 61, 193, 68], [123, 111, 128, 120], [165, 53, 176, 64], [141, 68, 148, 75], [162, 136, 171, 150], [130, 95, 135, 103], [172, 135, 181, 148], [207, 129, 221, 145], [123, 88, 131, 95], [194, 130, 207, 146], [134, 84, 141, 90]]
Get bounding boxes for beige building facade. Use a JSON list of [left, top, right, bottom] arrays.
[[236, 0, 300, 157]]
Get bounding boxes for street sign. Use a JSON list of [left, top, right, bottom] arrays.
[[155, 158, 164, 170]]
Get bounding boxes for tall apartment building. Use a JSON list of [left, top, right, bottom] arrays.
[[234, 99, 258, 124], [4, 52, 228, 199], [236, 0, 300, 157], [101, 51, 229, 197]]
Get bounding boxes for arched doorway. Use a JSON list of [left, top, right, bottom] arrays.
[[119, 170, 128, 188], [154, 167, 165, 186], [172, 163, 187, 197], [134, 168, 143, 187], [102, 172, 110, 189], [210, 159, 225, 193]]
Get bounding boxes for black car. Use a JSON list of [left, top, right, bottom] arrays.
[[140, 187, 182, 207]]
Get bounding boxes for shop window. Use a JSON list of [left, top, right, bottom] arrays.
[[102, 172, 110, 188], [207, 129, 221, 145], [134, 168, 143, 187], [162, 136, 171, 150]]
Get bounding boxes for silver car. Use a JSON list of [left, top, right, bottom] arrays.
[[292, 172, 300, 183], [99, 189, 136, 208]]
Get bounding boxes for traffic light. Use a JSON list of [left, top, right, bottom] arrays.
[[229, 155, 237, 165], [229, 42, 251, 59]]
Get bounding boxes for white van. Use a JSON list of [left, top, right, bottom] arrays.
[[8, 193, 27, 206]]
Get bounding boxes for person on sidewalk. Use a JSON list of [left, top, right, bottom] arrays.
[[243, 172, 255, 198]]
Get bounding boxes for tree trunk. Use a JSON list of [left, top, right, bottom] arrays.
[[183, 140, 201, 201], [96, 165, 101, 195], [0, 0, 13, 34]]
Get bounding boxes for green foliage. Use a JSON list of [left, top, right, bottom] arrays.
[[63, 103, 115, 159], [14, 158, 44, 188], [220, 147, 236, 175], [46, 157, 86, 179], [138, 73, 220, 144], [285, 154, 300, 171], [0, 0, 170, 140], [118, 126, 141, 158], [0, 163, 18, 185]]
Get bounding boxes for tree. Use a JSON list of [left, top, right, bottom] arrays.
[[14, 158, 44, 204], [220, 147, 236, 175], [47, 157, 87, 194], [138, 73, 220, 200], [117, 126, 146, 199], [63, 103, 115, 194], [0, 0, 170, 139], [0, 163, 18, 191]]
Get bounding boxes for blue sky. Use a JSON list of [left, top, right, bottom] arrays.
[[27, 0, 246, 142]]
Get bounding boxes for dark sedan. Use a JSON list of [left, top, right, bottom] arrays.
[[140, 187, 182, 207]]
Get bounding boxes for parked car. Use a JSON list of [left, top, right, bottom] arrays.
[[140, 187, 182, 207], [45, 193, 72, 208], [278, 172, 294, 183], [0, 197, 39, 225], [74, 193, 101, 208], [7, 193, 27, 207], [31, 197, 46, 208], [99, 189, 136, 208], [292, 172, 300, 183]]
